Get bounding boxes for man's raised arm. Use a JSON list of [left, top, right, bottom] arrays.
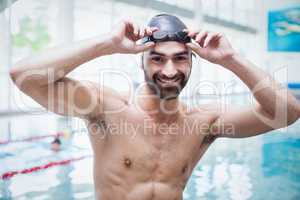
[[9, 21, 157, 119], [186, 29, 300, 138]]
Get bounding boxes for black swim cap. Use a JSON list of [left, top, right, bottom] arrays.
[[142, 14, 191, 43]]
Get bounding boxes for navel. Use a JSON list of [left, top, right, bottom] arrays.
[[99, 119, 107, 129]]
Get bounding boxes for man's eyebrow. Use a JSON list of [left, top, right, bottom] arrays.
[[174, 51, 189, 56], [149, 51, 165, 56], [149, 50, 189, 56]]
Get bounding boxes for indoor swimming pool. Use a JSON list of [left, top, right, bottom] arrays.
[[1, 0, 300, 199]]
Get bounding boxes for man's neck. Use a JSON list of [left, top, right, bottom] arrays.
[[136, 84, 184, 123]]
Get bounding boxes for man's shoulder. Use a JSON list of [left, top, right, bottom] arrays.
[[92, 83, 129, 105]]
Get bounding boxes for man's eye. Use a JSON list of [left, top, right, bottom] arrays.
[[174, 56, 188, 62], [151, 57, 163, 62]]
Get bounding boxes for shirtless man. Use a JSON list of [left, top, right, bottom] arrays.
[[10, 14, 300, 200]]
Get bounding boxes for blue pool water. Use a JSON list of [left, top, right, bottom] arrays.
[[0, 96, 300, 200]]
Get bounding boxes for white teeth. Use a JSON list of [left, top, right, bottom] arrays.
[[158, 78, 180, 83]]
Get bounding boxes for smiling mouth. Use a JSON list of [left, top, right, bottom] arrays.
[[156, 77, 181, 84]]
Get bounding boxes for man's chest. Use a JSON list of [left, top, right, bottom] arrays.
[[89, 113, 215, 180]]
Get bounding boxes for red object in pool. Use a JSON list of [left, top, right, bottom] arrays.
[[1, 155, 91, 180]]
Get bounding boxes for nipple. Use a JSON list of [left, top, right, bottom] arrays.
[[124, 158, 132, 168]]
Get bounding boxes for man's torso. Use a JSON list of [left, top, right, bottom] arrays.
[[85, 100, 218, 200]]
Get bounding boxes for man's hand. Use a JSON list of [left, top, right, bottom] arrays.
[[185, 29, 236, 66], [111, 20, 158, 54], [186, 30, 300, 139]]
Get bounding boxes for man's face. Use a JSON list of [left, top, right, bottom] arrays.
[[142, 41, 192, 100]]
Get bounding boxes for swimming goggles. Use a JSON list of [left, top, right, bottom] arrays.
[[143, 30, 191, 43]]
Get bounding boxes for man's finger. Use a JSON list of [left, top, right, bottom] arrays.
[[134, 42, 155, 53], [145, 26, 157, 36], [216, 32, 223, 39], [139, 27, 146, 38], [186, 42, 205, 57], [203, 32, 219, 47], [148, 27, 159, 35], [150, 26, 159, 33], [196, 30, 208, 47], [131, 22, 140, 37], [145, 27, 152, 35], [186, 29, 200, 39], [124, 20, 133, 32], [150, 27, 159, 32]]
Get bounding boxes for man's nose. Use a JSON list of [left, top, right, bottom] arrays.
[[161, 60, 177, 78]]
